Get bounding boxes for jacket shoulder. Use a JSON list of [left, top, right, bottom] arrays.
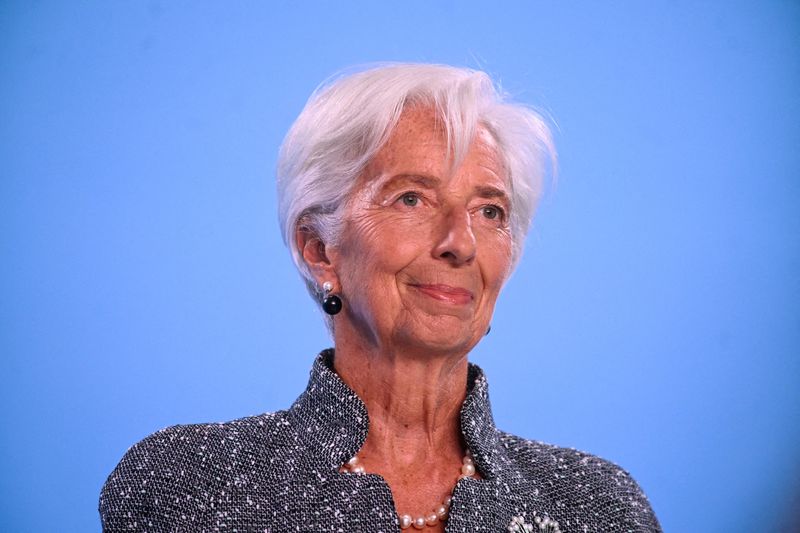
[[99, 411, 290, 532], [498, 432, 662, 532]]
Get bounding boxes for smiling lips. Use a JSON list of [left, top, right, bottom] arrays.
[[411, 284, 475, 305]]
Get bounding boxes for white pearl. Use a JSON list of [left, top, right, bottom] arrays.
[[322, 281, 333, 292], [346, 453, 472, 528]]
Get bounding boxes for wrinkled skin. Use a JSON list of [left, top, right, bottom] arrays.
[[308, 106, 513, 357]]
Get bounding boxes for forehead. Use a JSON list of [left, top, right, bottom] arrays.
[[367, 107, 505, 183]]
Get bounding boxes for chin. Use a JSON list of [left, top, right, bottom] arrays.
[[397, 318, 481, 355]]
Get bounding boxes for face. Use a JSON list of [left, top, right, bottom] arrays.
[[324, 107, 513, 355]]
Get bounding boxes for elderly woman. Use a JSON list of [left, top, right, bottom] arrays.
[[100, 64, 661, 532]]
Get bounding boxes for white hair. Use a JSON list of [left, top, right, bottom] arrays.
[[276, 63, 555, 314]]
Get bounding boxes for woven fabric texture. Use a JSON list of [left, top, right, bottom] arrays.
[[100, 350, 661, 532]]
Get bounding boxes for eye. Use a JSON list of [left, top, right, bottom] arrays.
[[400, 192, 420, 207], [481, 205, 503, 220]]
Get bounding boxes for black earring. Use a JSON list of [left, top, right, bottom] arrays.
[[322, 281, 342, 316], [485, 325, 491, 336]]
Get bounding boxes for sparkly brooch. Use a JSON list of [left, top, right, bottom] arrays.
[[507, 515, 563, 533]]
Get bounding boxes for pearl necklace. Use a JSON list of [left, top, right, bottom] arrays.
[[340, 450, 477, 530]]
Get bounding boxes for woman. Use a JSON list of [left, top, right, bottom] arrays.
[[100, 64, 661, 532]]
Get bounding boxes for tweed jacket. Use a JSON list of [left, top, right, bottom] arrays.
[[100, 350, 661, 532]]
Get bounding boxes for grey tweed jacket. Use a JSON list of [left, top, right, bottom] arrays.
[[100, 350, 661, 532]]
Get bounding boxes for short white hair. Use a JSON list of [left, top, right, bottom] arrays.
[[276, 63, 555, 311]]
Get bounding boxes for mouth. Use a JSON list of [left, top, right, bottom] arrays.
[[410, 284, 475, 305]]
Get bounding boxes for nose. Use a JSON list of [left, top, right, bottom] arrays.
[[433, 208, 476, 265]]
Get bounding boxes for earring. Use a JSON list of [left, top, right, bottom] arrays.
[[321, 281, 342, 316], [485, 325, 491, 336]]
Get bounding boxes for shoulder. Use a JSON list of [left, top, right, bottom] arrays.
[[99, 411, 291, 532], [498, 431, 662, 532]]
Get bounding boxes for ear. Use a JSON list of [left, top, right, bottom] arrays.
[[296, 227, 339, 290]]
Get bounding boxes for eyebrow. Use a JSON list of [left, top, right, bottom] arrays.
[[380, 174, 440, 190], [474, 185, 510, 204]]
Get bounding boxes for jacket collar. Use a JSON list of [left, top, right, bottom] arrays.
[[287, 349, 503, 479]]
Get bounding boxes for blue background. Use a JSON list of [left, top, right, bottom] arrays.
[[2, 2, 798, 531]]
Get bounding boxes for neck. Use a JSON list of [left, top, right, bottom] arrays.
[[332, 326, 469, 466]]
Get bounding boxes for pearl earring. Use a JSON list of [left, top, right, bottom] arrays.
[[321, 281, 342, 316]]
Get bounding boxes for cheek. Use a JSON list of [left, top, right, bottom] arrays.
[[481, 236, 514, 293], [338, 215, 419, 290], [346, 208, 430, 260]]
